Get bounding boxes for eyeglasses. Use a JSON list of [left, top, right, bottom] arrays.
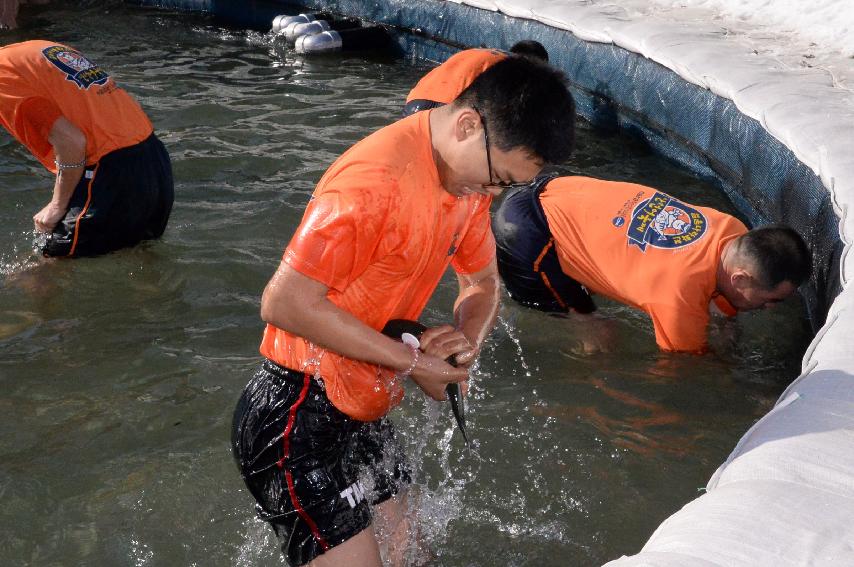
[[473, 107, 533, 190]]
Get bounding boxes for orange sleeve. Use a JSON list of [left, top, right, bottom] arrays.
[[712, 293, 738, 317], [14, 97, 63, 166], [18, 97, 62, 141], [646, 302, 710, 354], [284, 185, 390, 292], [451, 196, 496, 275]]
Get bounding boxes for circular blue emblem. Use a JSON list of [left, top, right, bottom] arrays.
[[42, 46, 110, 90], [626, 193, 708, 251]]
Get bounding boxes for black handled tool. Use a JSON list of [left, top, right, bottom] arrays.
[[381, 319, 469, 444]]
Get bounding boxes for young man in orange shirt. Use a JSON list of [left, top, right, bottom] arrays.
[[0, 40, 173, 257], [493, 175, 812, 353], [402, 40, 548, 116], [232, 57, 576, 566]]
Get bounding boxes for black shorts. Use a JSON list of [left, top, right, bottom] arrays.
[[492, 176, 596, 314], [41, 133, 174, 257], [231, 360, 411, 567]]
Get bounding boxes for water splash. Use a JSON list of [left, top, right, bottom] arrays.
[[384, 367, 488, 566], [130, 536, 154, 567], [234, 517, 277, 567], [497, 315, 532, 377], [0, 232, 41, 279], [300, 341, 327, 390]]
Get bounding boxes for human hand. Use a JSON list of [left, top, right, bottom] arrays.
[[419, 325, 477, 367], [33, 202, 67, 233], [409, 351, 468, 401], [565, 312, 617, 355]]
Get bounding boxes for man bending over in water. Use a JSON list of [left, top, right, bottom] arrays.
[[0, 40, 173, 257], [232, 56, 577, 566], [493, 175, 812, 353]]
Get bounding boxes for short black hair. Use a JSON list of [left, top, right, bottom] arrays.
[[510, 40, 549, 62], [454, 56, 575, 164], [739, 224, 812, 289]]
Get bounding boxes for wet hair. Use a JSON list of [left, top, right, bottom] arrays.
[[738, 224, 812, 289], [454, 56, 575, 164], [509, 40, 549, 62]]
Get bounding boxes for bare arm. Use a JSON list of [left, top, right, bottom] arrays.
[[260, 262, 468, 399], [33, 116, 87, 232], [451, 258, 501, 366]]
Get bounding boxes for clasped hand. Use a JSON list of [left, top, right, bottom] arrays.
[[408, 325, 473, 401], [33, 201, 66, 233]]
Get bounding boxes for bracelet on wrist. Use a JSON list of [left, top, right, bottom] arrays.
[[401, 344, 420, 376], [54, 157, 86, 171]]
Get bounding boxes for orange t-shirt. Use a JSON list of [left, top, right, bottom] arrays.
[[0, 40, 152, 173], [260, 110, 496, 421], [405, 48, 507, 105], [539, 177, 746, 353]]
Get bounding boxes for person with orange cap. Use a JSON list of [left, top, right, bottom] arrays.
[[402, 40, 549, 116]]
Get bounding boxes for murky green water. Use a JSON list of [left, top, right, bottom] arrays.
[[0, 4, 812, 566]]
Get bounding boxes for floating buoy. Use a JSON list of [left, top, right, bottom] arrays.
[[283, 20, 331, 42], [294, 27, 391, 54], [271, 13, 331, 33], [282, 18, 364, 44], [282, 18, 365, 44]]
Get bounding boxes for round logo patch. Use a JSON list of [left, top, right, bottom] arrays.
[[42, 46, 110, 90], [626, 192, 707, 251]]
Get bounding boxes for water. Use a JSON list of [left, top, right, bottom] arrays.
[[0, 3, 812, 566]]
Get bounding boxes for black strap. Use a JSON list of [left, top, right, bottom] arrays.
[[402, 99, 444, 117]]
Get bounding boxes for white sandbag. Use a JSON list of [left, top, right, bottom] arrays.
[[606, 480, 854, 566], [460, 0, 499, 12]]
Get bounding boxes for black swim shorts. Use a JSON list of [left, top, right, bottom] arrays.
[[492, 175, 596, 314], [41, 133, 174, 257], [231, 360, 411, 566]]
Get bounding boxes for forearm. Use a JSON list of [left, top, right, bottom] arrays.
[[49, 167, 84, 209], [261, 275, 414, 372], [453, 269, 500, 351], [48, 116, 87, 208]]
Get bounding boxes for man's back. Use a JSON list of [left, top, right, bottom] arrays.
[[0, 40, 151, 171], [539, 176, 746, 351]]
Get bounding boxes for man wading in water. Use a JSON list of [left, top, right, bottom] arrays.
[[0, 40, 174, 257], [232, 56, 576, 566], [492, 175, 812, 353]]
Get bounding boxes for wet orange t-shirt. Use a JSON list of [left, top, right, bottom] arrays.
[[405, 48, 507, 105], [540, 177, 746, 353], [0, 40, 152, 173], [260, 110, 496, 421]]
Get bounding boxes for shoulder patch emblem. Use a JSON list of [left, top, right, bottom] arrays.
[[42, 46, 110, 90], [627, 192, 707, 251]]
